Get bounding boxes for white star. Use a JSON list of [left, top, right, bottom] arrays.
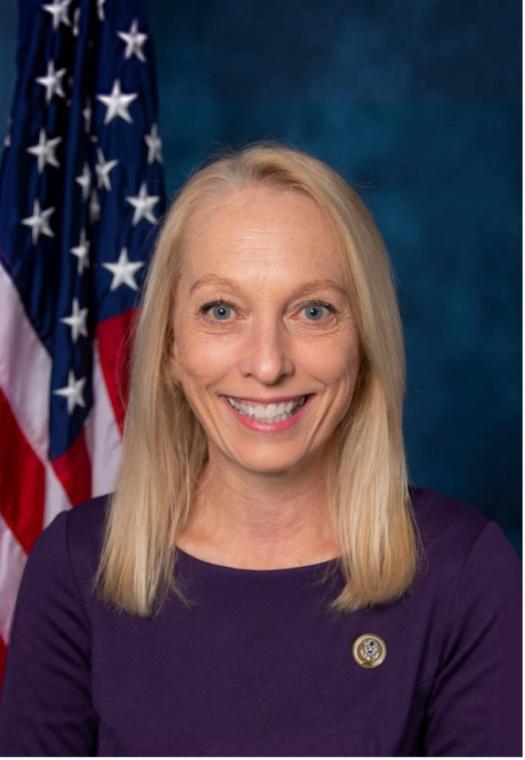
[[102, 247, 145, 292], [97, 79, 137, 125], [21, 199, 54, 244], [36, 60, 66, 104], [145, 123, 162, 164], [42, 0, 71, 31], [72, 6, 80, 35], [82, 100, 91, 132], [126, 182, 159, 225], [26, 128, 61, 173], [97, 0, 106, 21], [75, 162, 91, 201], [53, 369, 86, 415], [60, 298, 88, 343], [95, 148, 118, 190], [117, 18, 148, 62], [70, 229, 90, 273], [89, 189, 101, 224]]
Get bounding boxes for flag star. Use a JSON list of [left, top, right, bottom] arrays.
[[73, 6, 80, 35], [42, 0, 71, 31], [60, 298, 88, 343], [97, 79, 137, 125], [97, 0, 106, 21], [102, 247, 145, 292], [21, 199, 55, 244], [145, 123, 162, 164], [53, 369, 86, 415], [95, 148, 118, 190], [126, 182, 159, 225], [82, 100, 91, 132], [89, 189, 101, 224], [117, 18, 148, 62], [70, 229, 90, 273], [27, 128, 61, 173], [36, 60, 66, 104], [75, 162, 91, 201]]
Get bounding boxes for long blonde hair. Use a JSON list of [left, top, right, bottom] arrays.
[[91, 142, 424, 617]]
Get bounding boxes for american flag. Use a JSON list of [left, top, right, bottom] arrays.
[[0, 0, 165, 689]]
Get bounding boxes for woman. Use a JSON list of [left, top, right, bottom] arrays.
[[0, 144, 521, 756]]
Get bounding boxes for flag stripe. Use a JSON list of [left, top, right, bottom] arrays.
[[0, 261, 51, 462], [0, 388, 45, 554], [43, 460, 70, 528], [96, 308, 138, 434], [84, 342, 123, 496]]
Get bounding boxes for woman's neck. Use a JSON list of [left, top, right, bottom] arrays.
[[175, 457, 339, 570]]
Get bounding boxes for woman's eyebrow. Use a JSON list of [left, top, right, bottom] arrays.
[[189, 275, 347, 297]]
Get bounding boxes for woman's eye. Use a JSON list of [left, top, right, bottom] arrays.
[[199, 300, 234, 321], [300, 300, 336, 321], [198, 299, 336, 323]]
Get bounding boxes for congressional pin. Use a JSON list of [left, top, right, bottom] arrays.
[[352, 633, 387, 668]]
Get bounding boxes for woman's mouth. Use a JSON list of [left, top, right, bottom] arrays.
[[220, 394, 314, 432]]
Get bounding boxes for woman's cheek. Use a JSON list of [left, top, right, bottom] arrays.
[[182, 343, 233, 380]]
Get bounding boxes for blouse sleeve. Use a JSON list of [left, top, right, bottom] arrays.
[[0, 509, 99, 755], [423, 519, 522, 757]]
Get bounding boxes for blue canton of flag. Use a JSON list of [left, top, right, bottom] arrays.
[[0, 0, 166, 685]]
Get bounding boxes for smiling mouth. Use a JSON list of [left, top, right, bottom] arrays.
[[222, 394, 313, 424]]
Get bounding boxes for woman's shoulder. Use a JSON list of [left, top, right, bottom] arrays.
[[408, 484, 520, 585], [24, 493, 112, 594], [63, 492, 113, 578], [409, 484, 490, 538], [66, 491, 112, 543]]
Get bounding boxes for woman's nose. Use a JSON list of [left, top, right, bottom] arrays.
[[239, 318, 294, 385]]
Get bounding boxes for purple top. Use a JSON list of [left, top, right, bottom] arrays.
[[0, 487, 521, 756]]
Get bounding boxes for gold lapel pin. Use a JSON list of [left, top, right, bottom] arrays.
[[352, 633, 387, 669]]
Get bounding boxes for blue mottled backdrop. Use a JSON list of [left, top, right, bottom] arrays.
[[0, 0, 521, 552]]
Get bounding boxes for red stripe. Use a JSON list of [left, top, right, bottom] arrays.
[[51, 428, 91, 507], [0, 388, 45, 553], [97, 307, 137, 434]]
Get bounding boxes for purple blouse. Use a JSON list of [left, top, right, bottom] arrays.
[[0, 486, 521, 756]]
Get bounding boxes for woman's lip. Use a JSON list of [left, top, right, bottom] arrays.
[[220, 393, 313, 432]]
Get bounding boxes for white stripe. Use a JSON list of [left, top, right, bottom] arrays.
[[84, 341, 122, 497], [44, 463, 71, 528], [0, 513, 27, 644], [0, 263, 51, 460]]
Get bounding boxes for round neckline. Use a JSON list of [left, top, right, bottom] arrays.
[[174, 545, 340, 575]]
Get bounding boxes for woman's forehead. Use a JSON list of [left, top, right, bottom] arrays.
[[180, 185, 345, 281], [186, 184, 331, 232]]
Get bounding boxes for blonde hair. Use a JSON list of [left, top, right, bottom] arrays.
[[92, 142, 424, 618]]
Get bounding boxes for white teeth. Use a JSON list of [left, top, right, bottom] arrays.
[[227, 395, 306, 421]]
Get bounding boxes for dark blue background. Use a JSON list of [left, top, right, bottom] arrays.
[[1, 0, 521, 552]]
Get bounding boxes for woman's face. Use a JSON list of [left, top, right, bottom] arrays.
[[170, 184, 361, 476]]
